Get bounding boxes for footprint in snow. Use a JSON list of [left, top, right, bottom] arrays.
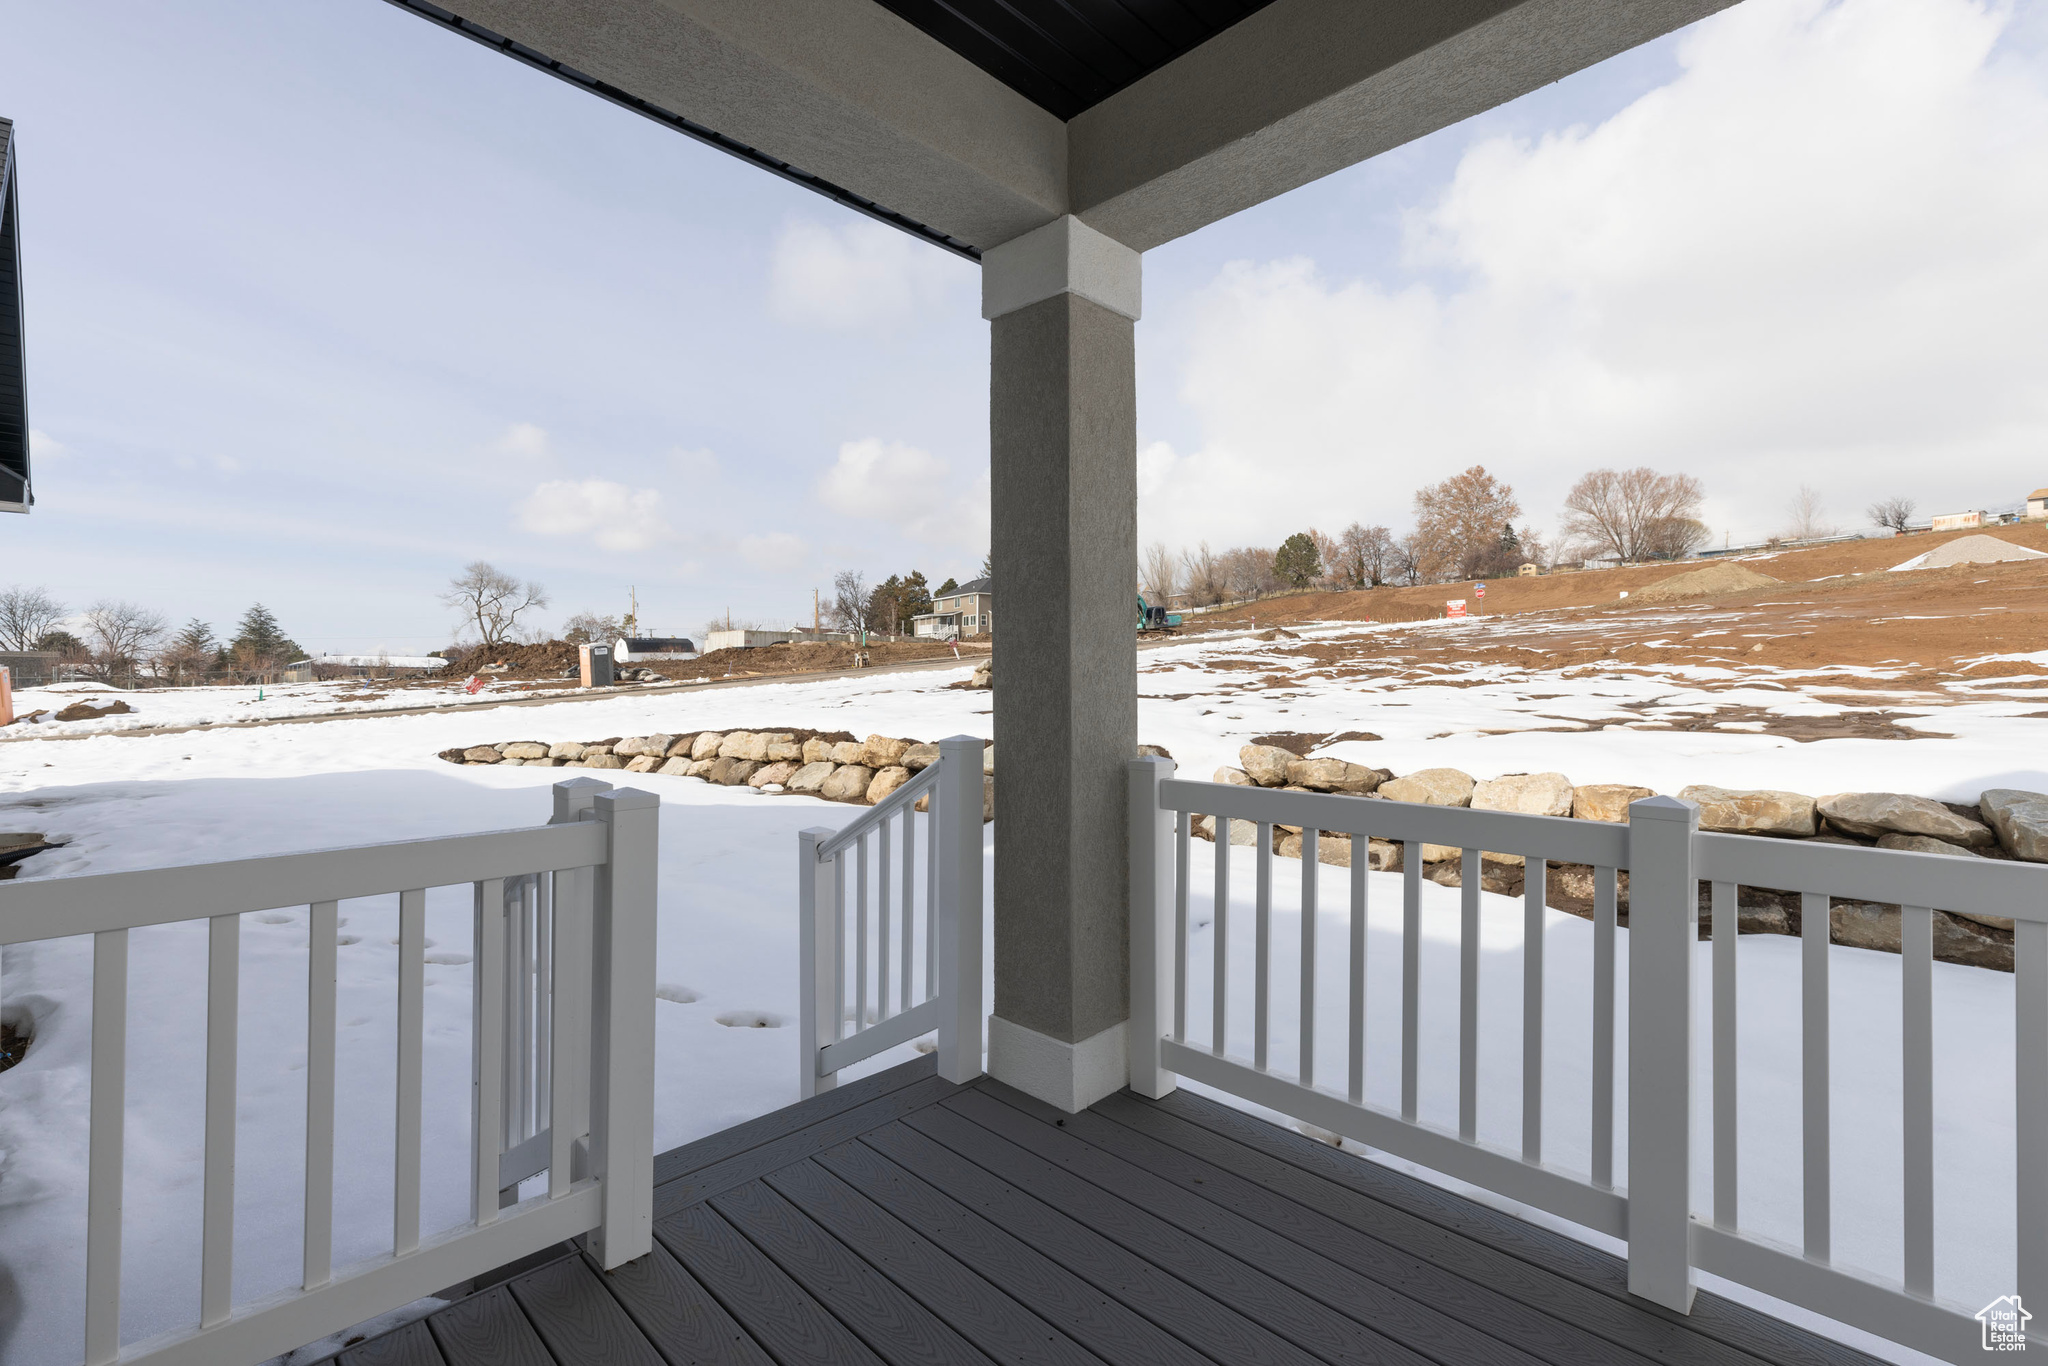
[[655, 984, 700, 1005], [714, 1011, 784, 1029]]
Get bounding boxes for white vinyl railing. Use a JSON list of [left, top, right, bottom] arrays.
[[0, 777, 658, 1366], [1127, 756, 2048, 1363], [798, 735, 984, 1095]]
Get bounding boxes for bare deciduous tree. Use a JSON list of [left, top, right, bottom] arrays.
[[1179, 542, 1224, 606], [1140, 543, 1178, 604], [442, 562, 549, 648], [1336, 523, 1396, 587], [561, 611, 622, 645], [1558, 468, 1707, 563], [1411, 466, 1521, 583], [81, 600, 168, 679], [0, 586, 66, 654], [1786, 485, 1834, 542], [1868, 496, 1917, 534], [830, 569, 872, 636]]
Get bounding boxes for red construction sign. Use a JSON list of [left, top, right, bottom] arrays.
[[1445, 599, 1468, 619]]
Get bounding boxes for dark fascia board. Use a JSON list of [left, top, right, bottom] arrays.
[[379, 0, 985, 259], [0, 118, 30, 513]]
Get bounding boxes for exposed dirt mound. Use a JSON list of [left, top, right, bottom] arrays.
[[53, 699, 134, 721], [1891, 533, 2048, 572], [452, 640, 581, 679], [1632, 563, 1780, 603]]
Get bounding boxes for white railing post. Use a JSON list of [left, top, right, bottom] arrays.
[[1626, 795, 1700, 1312], [551, 778, 609, 1192], [1128, 754, 1178, 1099], [586, 787, 658, 1269], [936, 736, 985, 1084], [797, 827, 839, 1098]]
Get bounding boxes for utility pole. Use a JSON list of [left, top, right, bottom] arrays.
[[623, 586, 638, 637], [813, 588, 820, 635]]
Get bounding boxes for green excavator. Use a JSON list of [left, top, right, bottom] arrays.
[[1137, 594, 1183, 632]]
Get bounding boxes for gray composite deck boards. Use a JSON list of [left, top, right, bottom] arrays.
[[348, 1055, 1886, 1366]]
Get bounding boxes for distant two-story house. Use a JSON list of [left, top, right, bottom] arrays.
[[912, 576, 993, 639], [2028, 487, 2047, 521]]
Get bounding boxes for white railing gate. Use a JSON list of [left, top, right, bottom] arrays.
[[0, 778, 658, 1366]]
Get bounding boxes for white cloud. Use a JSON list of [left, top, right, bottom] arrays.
[[815, 437, 988, 549], [29, 429, 67, 461], [494, 422, 551, 460], [739, 532, 806, 572], [768, 220, 968, 330], [516, 479, 671, 551], [1139, 0, 2048, 551]]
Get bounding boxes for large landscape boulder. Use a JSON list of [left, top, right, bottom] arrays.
[[715, 732, 754, 759], [901, 742, 940, 771], [501, 741, 549, 761], [579, 753, 624, 770], [761, 734, 803, 763], [983, 745, 996, 775], [1378, 768, 1473, 807], [1473, 773, 1574, 817], [1981, 789, 2048, 862], [1472, 774, 1573, 866], [691, 732, 725, 761], [548, 741, 585, 761], [1284, 757, 1380, 794], [686, 758, 717, 779], [613, 734, 672, 759], [1214, 767, 1253, 786], [821, 764, 876, 803], [463, 745, 502, 763], [666, 735, 698, 758], [1573, 784, 1656, 823], [1238, 744, 1297, 787], [788, 761, 835, 794], [1874, 835, 2011, 928], [750, 761, 798, 789], [862, 735, 912, 768], [1818, 792, 1995, 845], [1195, 814, 1259, 845], [623, 755, 661, 773], [657, 756, 693, 776], [867, 766, 913, 803], [830, 741, 868, 766], [1679, 785, 1816, 837], [1277, 832, 1353, 866], [802, 738, 836, 765]]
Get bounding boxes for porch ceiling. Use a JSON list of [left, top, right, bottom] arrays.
[[384, 0, 1738, 255]]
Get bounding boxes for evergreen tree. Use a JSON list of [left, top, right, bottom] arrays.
[[227, 604, 302, 675], [1273, 531, 1322, 588], [1500, 522, 1520, 554], [935, 577, 958, 595]]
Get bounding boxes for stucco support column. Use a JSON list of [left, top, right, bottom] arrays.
[[981, 215, 1140, 1113]]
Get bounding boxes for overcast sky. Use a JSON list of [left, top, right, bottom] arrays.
[[4, 0, 2044, 653]]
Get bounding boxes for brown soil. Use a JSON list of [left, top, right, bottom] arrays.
[[1197, 522, 2048, 638], [52, 699, 133, 721], [0, 1021, 27, 1074], [1246, 730, 1383, 756], [1197, 526, 2048, 695]]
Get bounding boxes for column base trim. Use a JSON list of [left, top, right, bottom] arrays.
[[986, 1014, 1127, 1113]]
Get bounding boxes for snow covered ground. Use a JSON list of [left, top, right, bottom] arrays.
[[1, 632, 2043, 1364]]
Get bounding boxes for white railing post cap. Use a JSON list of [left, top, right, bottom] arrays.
[[1628, 795, 1699, 824], [553, 777, 614, 796], [939, 734, 982, 747], [593, 787, 660, 813], [1130, 754, 1172, 772]]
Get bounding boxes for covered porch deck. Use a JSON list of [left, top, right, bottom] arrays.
[[337, 1058, 1876, 1366]]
